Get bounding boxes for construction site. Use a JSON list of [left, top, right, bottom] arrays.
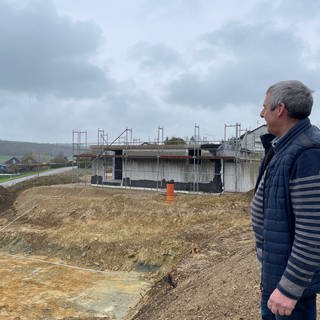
[[73, 124, 266, 194], [2, 125, 319, 319]]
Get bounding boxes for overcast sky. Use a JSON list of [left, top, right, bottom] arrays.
[[1, 0, 320, 144]]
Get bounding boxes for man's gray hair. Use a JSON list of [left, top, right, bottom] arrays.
[[266, 80, 313, 119]]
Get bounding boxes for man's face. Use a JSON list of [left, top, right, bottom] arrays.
[[260, 93, 280, 136]]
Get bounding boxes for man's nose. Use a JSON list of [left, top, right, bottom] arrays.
[[260, 109, 265, 118]]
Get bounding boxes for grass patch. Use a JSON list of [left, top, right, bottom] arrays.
[[7, 170, 77, 193], [0, 155, 11, 164], [0, 170, 50, 183]]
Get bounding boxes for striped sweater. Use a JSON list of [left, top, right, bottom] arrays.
[[252, 171, 320, 298], [280, 173, 320, 297]]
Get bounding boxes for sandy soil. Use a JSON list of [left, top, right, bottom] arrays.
[[0, 183, 319, 319], [0, 252, 149, 319]]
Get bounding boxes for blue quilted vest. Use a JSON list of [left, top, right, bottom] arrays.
[[259, 118, 320, 294]]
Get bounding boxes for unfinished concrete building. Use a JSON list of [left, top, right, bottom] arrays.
[[75, 125, 267, 193]]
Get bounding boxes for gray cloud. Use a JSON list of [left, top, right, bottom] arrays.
[[165, 21, 320, 108], [1, 0, 320, 143], [0, 1, 109, 98], [140, 0, 203, 18], [255, 0, 320, 20], [128, 42, 182, 70]]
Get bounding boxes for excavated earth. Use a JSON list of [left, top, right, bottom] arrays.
[[1, 182, 320, 320]]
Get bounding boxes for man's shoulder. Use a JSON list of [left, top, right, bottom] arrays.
[[291, 147, 320, 179], [293, 124, 320, 150]]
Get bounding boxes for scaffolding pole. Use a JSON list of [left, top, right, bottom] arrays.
[[224, 123, 242, 192], [98, 129, 108, 147], [123, 128, 132, 188], [193, 123, 200, 192], [156, 126, 164, 191], [72, 130, 87, 184]]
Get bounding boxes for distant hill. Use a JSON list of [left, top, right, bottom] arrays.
[[0, 140, 74, 162]]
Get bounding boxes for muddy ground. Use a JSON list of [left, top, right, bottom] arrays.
[[1, 177, 319, 319]]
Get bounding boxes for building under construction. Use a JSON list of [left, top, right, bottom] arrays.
[[74, 124, 267, 193]]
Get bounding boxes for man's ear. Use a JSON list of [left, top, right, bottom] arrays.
[[277, 102, 287, 117]]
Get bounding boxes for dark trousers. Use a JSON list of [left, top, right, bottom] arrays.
[[261, 291, 317, 320]]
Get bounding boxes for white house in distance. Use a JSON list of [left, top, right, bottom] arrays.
[[240, 125, 268, 152], [81, 124, 268, 193]]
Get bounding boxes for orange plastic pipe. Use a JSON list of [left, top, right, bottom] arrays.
[[166, 182, 175, 201]]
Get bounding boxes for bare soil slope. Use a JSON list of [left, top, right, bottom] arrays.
[[1, 184, 316, 319]]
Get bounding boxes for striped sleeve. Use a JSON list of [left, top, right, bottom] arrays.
[[251, 173, 265, 262], [277, 150, 320, 299]]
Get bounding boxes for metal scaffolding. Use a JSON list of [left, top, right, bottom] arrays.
[[72, 130, 88, 183], [74, 123, 265, 193]]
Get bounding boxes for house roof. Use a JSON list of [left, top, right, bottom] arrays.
[[5, 157, 20, 164], [239, 124, 267, 139]]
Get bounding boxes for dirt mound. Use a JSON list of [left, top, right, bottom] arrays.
[[0, 186, 251, 275], [0, 185, 15, 211], [62, 318, 111, 320], [130, 227, 261, 320], [0, 184, 261, 319]]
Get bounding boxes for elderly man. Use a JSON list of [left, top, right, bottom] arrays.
[[252, 80, 320, 319]]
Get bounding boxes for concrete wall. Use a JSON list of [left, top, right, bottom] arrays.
[[91, 158, 106, 183], [91, 157, 260, 193], [124, 159, 216, 183], [122, 158, 222, 193], [223, 159, 260, 192]]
